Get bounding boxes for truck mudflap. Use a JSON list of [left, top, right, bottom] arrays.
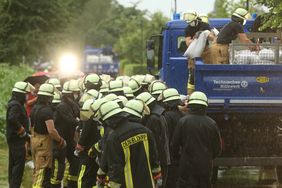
[[195, 61, 282, 114]]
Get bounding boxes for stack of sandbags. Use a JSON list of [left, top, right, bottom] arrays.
[[232, 49, 276, 65]]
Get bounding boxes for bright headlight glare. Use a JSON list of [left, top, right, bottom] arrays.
[[59, 53, 78, 74]]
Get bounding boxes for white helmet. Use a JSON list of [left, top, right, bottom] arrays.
[[233, 8, 249, 20], [136, 92, 156, 106], [123, 99, 150, 118], [12, 81, 34, 94], [128, 78, 142, 93], [183, 11, 199, 27], [98, 101, 123, 121], [46, 78, 61, 88], [123, 86, 134, 98], [52, 91, 61, 104], [188, 91, 208, 107], [158, 88, 181, 102], [148, 81, 167, 95], [108, 80, 124, 92], [80, 99, 95, 121], [38, 83, 55, 97]]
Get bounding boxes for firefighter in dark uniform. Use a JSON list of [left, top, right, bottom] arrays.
[[184, 11, 213, 95], [84, 73, 102, 92], [30, 83, 66, 188], [75, 99, 101, 188], [50, 91, 66, 188], [53, 81, 80, 188], [171, 91, 222, 188], [148, 80, 167, 99], [158, 88, 184, 188], [210, 8, 259, 65], [97, 100, 162, 188], [136, 92, 170, 188], [6, 81, 34, 188]]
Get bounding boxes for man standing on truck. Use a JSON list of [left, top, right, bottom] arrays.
[[171, 91, 222, 188], [210, 8, 259, 64], [184, 11, 214, 95]]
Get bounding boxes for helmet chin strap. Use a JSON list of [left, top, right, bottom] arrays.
[[189, 20, 198, 27], [243, 19, 246, 25]]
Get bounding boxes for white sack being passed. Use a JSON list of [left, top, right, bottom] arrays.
[[184, 30, 211, 58]]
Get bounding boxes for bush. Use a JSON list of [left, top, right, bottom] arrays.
[[124, 63, 147, 76], [0, 63, 33, 138], [119, 59, 131, 74]]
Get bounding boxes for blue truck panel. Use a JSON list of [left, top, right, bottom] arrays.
[[83, 47, 119, 75], [195, 61, 282, 114]]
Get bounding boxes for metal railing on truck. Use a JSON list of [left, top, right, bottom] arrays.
[[230, 32, 282, 65]]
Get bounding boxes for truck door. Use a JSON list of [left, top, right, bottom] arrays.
[[166, 29, 188, 95]]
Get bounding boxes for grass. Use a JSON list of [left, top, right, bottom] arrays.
[[0, 142, 33, 188]]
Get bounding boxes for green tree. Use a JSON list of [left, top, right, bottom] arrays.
[[256, 0, 282, 29], [208, 0, 229, 18], [208, 0, 265, 18], [0, 0, 72, 64]]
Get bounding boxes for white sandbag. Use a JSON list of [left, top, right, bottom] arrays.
[[184, 30, 211, 58], [248, 53, 260, 64], [257, 60, 275, 65], [234, 54, 249, 64], [259, 49, 275, 61]]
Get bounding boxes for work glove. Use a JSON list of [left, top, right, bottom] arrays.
[[74, 144, 85, 157], [96, 168, 108, 187], [57, 137, 67, 149], [152, 167, 162, 187], [108, 181, 121, 188], [17, 126, 27, 138]]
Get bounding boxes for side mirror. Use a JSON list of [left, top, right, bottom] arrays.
[[146, 40, 155, 69]]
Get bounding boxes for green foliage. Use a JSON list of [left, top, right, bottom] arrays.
[[0, 0, 169, 67], [256, 0, 282, 29], [0, 0, 72, 63], [124, 63, 147, 76], [119, 59, 131, 74], [208, 0, 229, 18], [114, 11, 169, 64], [0, 63, 33, 137], [209, 0, 266, 18]]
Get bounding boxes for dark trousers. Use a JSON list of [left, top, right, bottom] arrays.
[[176, 175, 211, 188], [77, 155, 99, 188], [161, 164, 168, 188], [51, 148, 66, 188], [165, 164, 179, 188], [8, 145, 26, 188], [66, 144, 79, 188]]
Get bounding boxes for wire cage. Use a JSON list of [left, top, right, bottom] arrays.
[[229, 32, 282, 65]]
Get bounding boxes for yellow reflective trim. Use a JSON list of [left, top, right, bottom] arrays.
[[100, 127, 105, 137], [143, 137, 155, 187], [121, 133, 147, 149], [68, 175, 78, 181], [34, 169, 44, 187], [50, 159, 59, 184], [123, 147, 133, 188], [78, 165, 86, 188]]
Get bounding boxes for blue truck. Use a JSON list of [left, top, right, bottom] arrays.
[[82, 47, 119, 76], [147, 18, 282, 180]]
